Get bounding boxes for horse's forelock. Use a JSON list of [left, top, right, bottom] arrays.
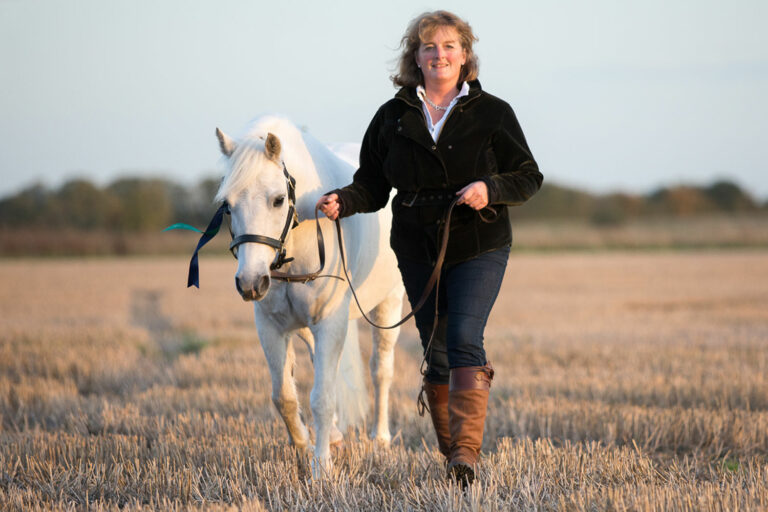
[[215, 139, 279, 204]]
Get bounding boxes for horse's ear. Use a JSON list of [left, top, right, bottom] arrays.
[[216, 128, 236, 157], [265, 132, 282, 163]]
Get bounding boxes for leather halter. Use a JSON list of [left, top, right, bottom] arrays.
[[225, 163, 341, 284], [181, 162, 339, 288], [227, 162, 298, 271]]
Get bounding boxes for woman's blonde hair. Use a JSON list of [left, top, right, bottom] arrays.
[[391, 10, 479, 88]]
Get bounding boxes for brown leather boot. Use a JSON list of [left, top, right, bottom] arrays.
[[447, 363, 494, 486], [422, 379, 451, 460]]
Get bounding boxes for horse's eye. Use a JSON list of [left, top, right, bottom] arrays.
[[273, 195, 286, 207]]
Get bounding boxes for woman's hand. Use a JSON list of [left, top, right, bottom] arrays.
[[316, 193, 341, 220], [456, 181, 489, 210]]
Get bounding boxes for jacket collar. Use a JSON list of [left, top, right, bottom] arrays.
[[396, 79, 483, 109]]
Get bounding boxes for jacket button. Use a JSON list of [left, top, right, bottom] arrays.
[[448, 145, 453, 149], [397, 126, 402, 132], [431, 145, 437, 150]]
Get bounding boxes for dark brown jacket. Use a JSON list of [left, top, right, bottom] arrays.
[[335, 80, 543, 264]]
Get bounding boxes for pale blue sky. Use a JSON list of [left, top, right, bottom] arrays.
[[1, 0, 767, 199]]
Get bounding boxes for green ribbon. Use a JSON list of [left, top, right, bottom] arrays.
[[163, 223, 221, 236], [163, 202, 229, 287]]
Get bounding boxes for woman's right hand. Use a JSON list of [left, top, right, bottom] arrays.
[[316, 193, 341, 220]]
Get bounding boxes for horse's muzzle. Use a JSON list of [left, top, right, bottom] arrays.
[[235, 274, 271, 301]]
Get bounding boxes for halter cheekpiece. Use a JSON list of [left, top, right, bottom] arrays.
[[226, 162, 299, 271], [176, 161, 338, 288]]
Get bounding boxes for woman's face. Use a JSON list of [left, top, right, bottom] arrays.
[[416, 26, 466, 89]]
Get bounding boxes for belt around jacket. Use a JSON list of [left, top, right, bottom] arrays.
[[399, 189, 459, 207]]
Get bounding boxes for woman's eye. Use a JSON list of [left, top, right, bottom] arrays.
[[273, 196, 285, 207]]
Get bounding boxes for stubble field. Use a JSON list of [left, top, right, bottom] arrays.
[[1, 251, 767, 511]]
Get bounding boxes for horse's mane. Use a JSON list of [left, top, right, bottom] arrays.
[[215, 116, 313, 204]]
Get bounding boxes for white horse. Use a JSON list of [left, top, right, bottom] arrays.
[[214, 115, 404, 473]]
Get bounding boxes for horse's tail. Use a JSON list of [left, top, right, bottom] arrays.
[[335, 319, 369, 431]]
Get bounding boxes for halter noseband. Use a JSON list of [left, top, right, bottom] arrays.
[[176, 161, 337, 288], [226, 162, 299, 270]]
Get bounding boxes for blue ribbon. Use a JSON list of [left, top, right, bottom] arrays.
[[164, 203, 228, 288]]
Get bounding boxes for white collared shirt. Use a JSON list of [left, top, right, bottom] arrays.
[[416, 81, 470, 142]]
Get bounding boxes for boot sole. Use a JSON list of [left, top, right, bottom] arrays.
[[448, 462, 475, 486]]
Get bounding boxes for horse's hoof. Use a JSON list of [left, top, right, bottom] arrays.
[[330, 437, 345, 457], [330, 426, 344, 446], [310, 456, 333, 479], [372, 432, 391, 448]]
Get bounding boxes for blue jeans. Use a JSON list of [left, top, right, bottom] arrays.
[[397, 246, 510, 385]]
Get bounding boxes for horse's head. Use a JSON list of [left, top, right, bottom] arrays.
[[215, 128, 296, 301]]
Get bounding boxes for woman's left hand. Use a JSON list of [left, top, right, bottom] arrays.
[[456, 181, 489, 210]]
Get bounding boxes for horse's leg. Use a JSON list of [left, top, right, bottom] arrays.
[[309, 309, 348, 474], [368, 285, 405, 446], [297, 326, 342, 446], [256, 317, 310, 451], [295, 326, 315, 363]]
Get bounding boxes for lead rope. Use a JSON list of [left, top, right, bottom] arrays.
[[270, 207, 345, 283], [333, 198, 458, 330], [332, 198, 499, 417]]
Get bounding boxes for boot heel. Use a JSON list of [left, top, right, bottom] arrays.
[[447, 363, 493, 486]]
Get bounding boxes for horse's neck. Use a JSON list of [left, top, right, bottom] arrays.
[[289, 136, 354, 223], [294, 191, 322, 224]]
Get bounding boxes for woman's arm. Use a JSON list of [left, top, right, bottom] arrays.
[[481, 105, 543, 206], [321, 107, 392, 219]]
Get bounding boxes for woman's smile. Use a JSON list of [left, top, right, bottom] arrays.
[[416, 26, 466, 86]]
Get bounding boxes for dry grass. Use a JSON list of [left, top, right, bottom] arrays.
[[1, 251, 767, 510]]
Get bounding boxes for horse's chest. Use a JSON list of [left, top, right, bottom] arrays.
[[254, 287, 302, 329], [255, 283, 345, 331]]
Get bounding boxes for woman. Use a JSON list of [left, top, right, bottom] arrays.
[[317, 10, 542, 484]]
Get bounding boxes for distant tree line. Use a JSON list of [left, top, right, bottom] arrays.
[[513, 179, 766, 225], [0, 176, 765, 232], [0, 177, 221, 232]]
